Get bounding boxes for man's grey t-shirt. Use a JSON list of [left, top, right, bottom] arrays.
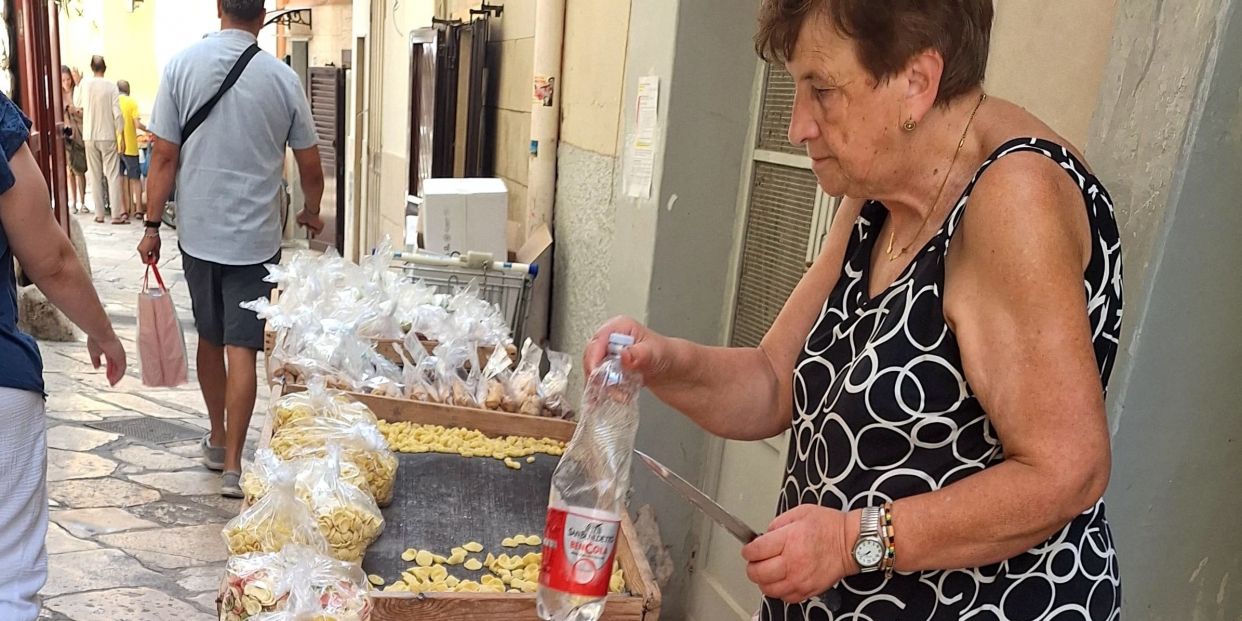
[[150, 30, 317, 265]]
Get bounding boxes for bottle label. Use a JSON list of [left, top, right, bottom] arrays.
[[540, 507, 621, 596]]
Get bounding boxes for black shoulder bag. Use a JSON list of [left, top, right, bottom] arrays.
[[181, 43, 261, 144]]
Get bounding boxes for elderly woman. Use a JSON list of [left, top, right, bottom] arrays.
[[586, 1, 1122, 618]]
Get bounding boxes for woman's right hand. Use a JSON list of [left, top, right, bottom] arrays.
[[583, 316, 673, 382], [88, 333, 127, 387]]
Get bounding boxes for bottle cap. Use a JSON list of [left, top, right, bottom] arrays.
[[608, 333, 635, 348]]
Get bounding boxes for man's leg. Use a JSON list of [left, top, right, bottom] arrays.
[[118, 165, 132, 217], [101, 142, 123, 221], [219, 251, 280, 480], [181, 251, 228, 471], [131, 178, 146, 215], [223, 345, 258, 473], [198, 338, 227, 449], [84, 141, 105, 217], [0, 389, 49, 621]]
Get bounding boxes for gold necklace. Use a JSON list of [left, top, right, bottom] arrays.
[[886, 92, 988, 261]]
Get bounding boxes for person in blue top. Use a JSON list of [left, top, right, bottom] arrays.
[[0, 93, 126, 620]]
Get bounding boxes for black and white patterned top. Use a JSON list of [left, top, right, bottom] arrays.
[[762, 138, 1123, 621]]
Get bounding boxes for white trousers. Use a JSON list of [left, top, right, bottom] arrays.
[[0, 388, 47, 621], [85, 139, 121, 217]]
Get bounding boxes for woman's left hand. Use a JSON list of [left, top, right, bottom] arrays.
[[741, 505, 858, 603]]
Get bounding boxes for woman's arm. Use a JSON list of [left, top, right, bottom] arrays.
[[2, 144, 126, 385], [742, 155, 1110, 602], [585, 198, 863, 441], [895, 152, 1108, 569]]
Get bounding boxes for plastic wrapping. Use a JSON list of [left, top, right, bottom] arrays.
[[477, 345, 513, 410], [398, 336, 439, 403], [223, 466, 329, 556], [271, 378, 379, 433], [434, 339, 480, 408], [300, 445, 385, 563], [540, 351, 575, 420], [503, 339, 545, 416], [240, 448, 370, 508], [219, 545, 372, 621], [270, 417, 398, 507]]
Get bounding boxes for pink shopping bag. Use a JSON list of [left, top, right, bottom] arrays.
[[137, 263, 188, 387]]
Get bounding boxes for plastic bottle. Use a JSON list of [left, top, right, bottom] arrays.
[[537, 333, 642, 621]]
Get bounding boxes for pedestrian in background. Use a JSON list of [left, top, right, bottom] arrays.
[[139, 0, 324, 497], [117, 80, 147, 217], [76, 55, 124, 224], [59, 65, 88, 214], [0, 91, 126, 621]]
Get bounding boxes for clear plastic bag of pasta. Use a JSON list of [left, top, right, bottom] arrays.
[[540, 350, 575, 420], [503, 338, 544, 416], [241, 448, 370, 507], [300, 445, 385, 563], [218, 545, 372, 621], [397, 336, 439, 403], [433, 338, 480, 408], [219, 549, 288, 621], [223, 466, 329, 557], [269, 417, 398, 507], [271, 377, 379, 433], [476, 345, 513, 411]]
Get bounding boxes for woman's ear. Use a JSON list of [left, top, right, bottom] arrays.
[[903, 49, 945, 125]]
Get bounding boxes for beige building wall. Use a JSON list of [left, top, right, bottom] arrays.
[[297, 3, 353, 68], [60, 0, 160, 114], [432, 0, 538, 243], [560, 0, 630, 158], [364, 0, 436, 247], [986, 0, 1119, 149]]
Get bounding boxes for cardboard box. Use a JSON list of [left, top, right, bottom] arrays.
[[422, 178, 508, 258]]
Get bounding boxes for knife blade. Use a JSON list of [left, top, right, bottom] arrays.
[[634, 449, 761, 544]]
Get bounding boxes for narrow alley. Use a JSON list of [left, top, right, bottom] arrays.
[[37, 217, 268, 620]]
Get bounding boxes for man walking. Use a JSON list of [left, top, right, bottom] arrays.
[[117, 80, 147, 217], [77, 55, 124, 223], [138, 0, 324, 497]]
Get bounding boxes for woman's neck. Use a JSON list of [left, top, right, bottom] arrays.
[[872, 89, 988, 227]]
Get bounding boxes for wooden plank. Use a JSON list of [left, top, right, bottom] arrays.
[[370, 592, 646, 621], [283, 385, 578, 443], [266, 383, 661, 620]]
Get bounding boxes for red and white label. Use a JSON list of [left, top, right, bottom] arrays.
[[539, 507, 620, 596]]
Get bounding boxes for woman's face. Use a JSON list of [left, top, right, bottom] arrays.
[[61, 71, 73, 92], [784, 16, 909, 198]]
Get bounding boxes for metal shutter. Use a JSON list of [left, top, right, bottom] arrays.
[[730, 162, 818, 348], [757, 64, 802, 156], [308, 68, 338, 173]]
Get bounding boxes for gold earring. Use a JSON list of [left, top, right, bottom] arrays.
[[903, 118, 917, 132]]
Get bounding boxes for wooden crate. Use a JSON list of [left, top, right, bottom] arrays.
[[261, 387, 662, 621]]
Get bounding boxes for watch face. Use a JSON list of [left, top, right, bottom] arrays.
[[854, 538, 885, 567]]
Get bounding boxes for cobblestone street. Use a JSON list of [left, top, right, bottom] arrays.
[[37, 215, 270, 620]]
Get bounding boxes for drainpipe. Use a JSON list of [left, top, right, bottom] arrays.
[[527, 0, 565, 239]]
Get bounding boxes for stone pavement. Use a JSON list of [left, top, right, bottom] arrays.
[[37, 215, 273, 620]]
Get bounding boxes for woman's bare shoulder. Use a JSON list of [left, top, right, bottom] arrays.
[[978, 97, 1092, 169]]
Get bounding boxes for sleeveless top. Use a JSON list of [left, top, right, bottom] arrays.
[[0, 93, 45, 395], [762, 138, 1123, 621]]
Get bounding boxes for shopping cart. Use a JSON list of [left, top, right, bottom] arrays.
[[393, 250, 538, 345]]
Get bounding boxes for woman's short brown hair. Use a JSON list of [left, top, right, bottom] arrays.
[[756, 0, 994, 105]]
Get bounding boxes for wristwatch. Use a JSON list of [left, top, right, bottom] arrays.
[[852, 507, 885, 573]]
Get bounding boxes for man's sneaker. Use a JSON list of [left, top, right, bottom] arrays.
[[221, 471, 243, 499], [201, 434, 225, 472]]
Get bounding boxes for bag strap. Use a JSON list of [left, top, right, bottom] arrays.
[[181, 43, 261, 145], [144, 263, 168, 292]]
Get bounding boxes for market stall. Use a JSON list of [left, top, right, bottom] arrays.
[[218, 243, 661, 621]]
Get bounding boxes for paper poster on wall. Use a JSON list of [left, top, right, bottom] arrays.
[[624, 76, 660, 199], [533, 75, 556, 107]]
